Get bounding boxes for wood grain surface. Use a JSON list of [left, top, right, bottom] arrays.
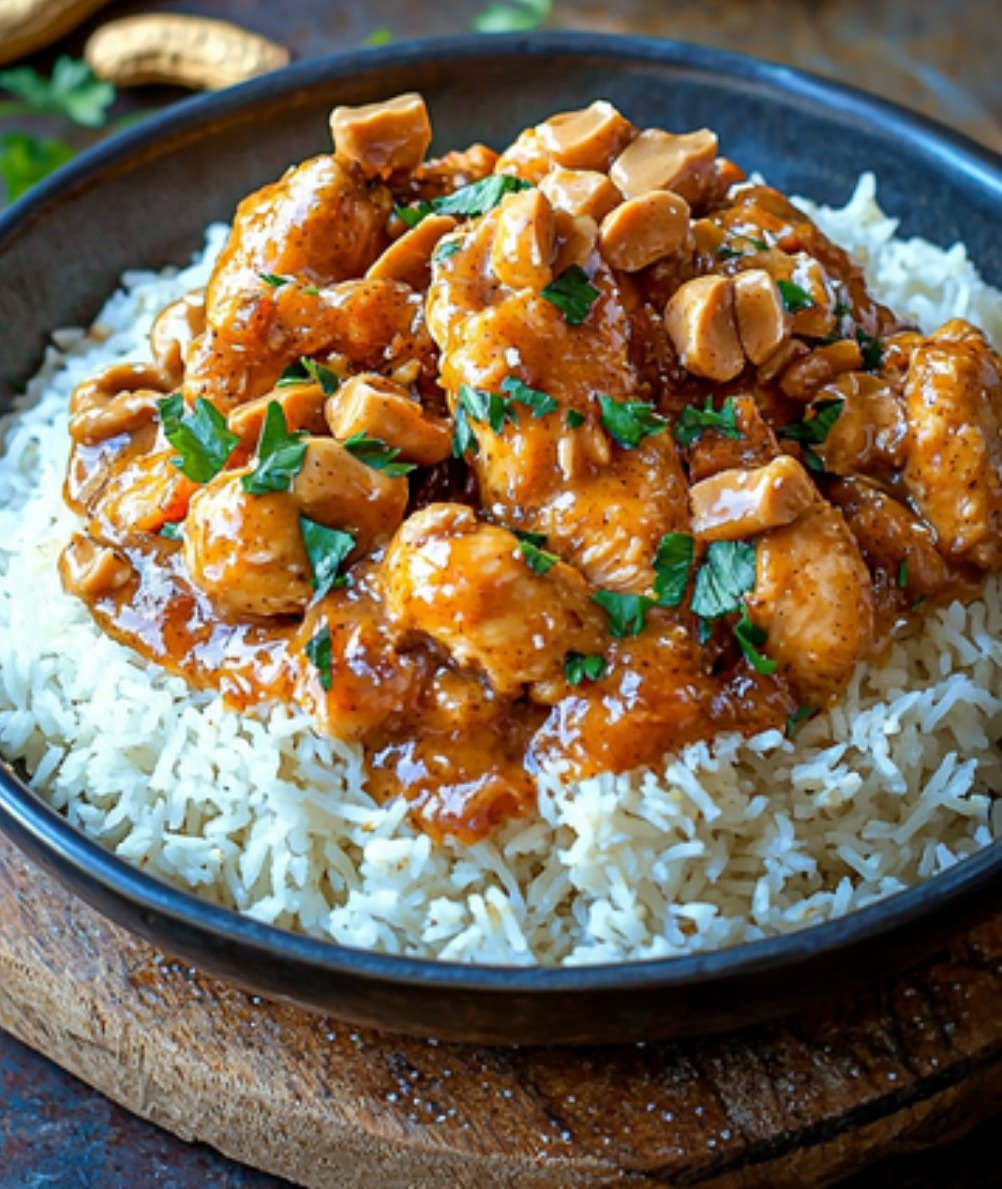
[[2, 830, 1001, 1187]]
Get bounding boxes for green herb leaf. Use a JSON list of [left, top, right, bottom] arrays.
[[513, 529, 547, 547], [652, 532, 695, 607], [855, 328, 884, 371], [716, 234, 767, 260], [259, 272, 289, 288], [897, 558, 909, 589], [275, 357, 339, 396], [363, 26, 394, 46], [474, 0, 551, 32], [300, 517, 355, 599], [598, 394, 668, 449], [518, 537, 559, 575], [778, 398, 844, 472], [672, 396, 742, 448], [395, 199, 435, 228], [343, 432, 416, 476], [452, 404, 478, 457], [734, 604, 777, 675], [777, 279, 815, 313], [0, 57, 115, 128], [305, 624, 333, 691], [458, 383, 514, 433], [541, 264, 600, 325], [786, 705, 815, 738], [434, 173, 531, 218], [564, 651, 607, 685], [159, 521, 183, 541], [433, 238, 462, 264], [592, 590, 656, 638], [691, 540, 757, 619], [241, 401, 308, 494], [566, 409, 585, 429], [0, 133, 75, 202], [158, 394, 238, 484], [500, 375, 559, 418]]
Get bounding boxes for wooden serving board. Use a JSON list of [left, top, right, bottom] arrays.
[[2, 830, 1002, 1187]]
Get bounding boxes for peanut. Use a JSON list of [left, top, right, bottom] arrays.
[[0, 0, 115, 67], [84, 15, 289, 91]]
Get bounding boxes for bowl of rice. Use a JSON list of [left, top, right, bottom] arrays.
[[1, 33, 1001, 1045]]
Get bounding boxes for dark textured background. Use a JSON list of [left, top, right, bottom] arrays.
[[1, 0, 1000, 1183]]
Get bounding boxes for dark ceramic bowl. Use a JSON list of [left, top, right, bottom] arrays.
[[1, 33, 1001, 1046]]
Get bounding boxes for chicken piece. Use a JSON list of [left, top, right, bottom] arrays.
[[227, 384, 329, 452], [69, 362, 171, 445], [902, 324, 1002, 570], [746, 505, 875, 705], [811, 372, 908, 477], [325, 374, 452, 466], [683, 393, 780, 482], [330, 93, 432, 178], [183, 471, 313, 618], [779, 338, 863, 402], [365, 214, 457, 289], [689, 455, 819, 542], [828, 477, 958, 601], [80, 444, 199, 544], [382, 504, 606, 696], [291, 437, 409, 551], [150, 290, 206, 387]]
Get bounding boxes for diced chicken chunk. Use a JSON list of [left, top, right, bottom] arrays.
[[325, 373, 452, 466], [689, 456, 819, 542], [366, 214, 458, 289], [150, 290, 205, 386], [70, 363, 170, 445], [382, 504, 606, 695], [227, 384, 328, 452]]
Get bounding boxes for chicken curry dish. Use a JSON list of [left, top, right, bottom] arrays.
[[59, 94, 1002, 843]]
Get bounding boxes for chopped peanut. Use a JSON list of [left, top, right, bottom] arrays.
[[292, 437, 409, 550], [536, 101, 636, 172], [366, 214, 458, 289], [227, 385, 329, 451], [69, 362, 171, 444], [330, 92, 432, 177], [60, 534, 134, 598], [539, 168, 622, 221], [779, 338, 864, 402], [325, 374, 452, 466], [491, 188, 556, 291], [732, 269, 789, 365], [689, 455, 819, 541], [663, 274, 744, 382], [150, 290, 205, 386], [599, 190, 690, 272], [610, 128, 718, 204], [552, 211, 598, 274]]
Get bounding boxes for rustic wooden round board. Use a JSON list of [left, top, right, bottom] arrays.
[[2, 831, 1002, 1187]]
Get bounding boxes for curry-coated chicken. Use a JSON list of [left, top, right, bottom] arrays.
[[60, 91, 1002, 842]]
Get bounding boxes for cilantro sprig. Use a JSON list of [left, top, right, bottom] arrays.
[[396, 174, 531, 227], [452, 378, 560, 455], [518, 537, 559, 575], [598, 394, 668, 449], [691, 540, 757, 620], [652, 532, 694, 607], [777, 279, 815, 314], [673, 396, 742, 448], [565, 651, 607, 685], [592, 590, 656, 638], [300, 518, 355, 599], [158, 394, 238, 484], [541, 265, 600, 325], [343, 433, 416, 477], [305, 624, 334, 691], [0, 57, 115, 127], [241, 402, 308, 494], [734, 605, 777, 675], [778, 398, 844, 473], [501, 376, 559, 418], [276, 357, 340, 396]]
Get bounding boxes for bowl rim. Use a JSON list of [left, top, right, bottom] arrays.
[[1, 30, 1000, 997]]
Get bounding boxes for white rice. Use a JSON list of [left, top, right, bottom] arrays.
[[1, 176, 1000, 966]]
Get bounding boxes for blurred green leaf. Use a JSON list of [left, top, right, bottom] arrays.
[[0, 133, 75, 202], [474, 0, 551, 33], [0, 56, 115, 128], [364, 27, 394, 46]]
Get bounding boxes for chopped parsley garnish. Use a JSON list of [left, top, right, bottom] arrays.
[[716, 234, 768, 260], [691, 540, 757, 620], [474, 0, 551, 32], [500, 375, 559, 418], [259, 272, 289, 288], [778, 398, 844, 473], [513, 529, 547, 548], [157, 394, 238, 484], [275, 357, 340, 396], [302, 284, 320, 296], [396, 174, 531, 227], [897, 558, 909, 589], [566, 409, 585, 429], [734, 605, 777, 675], [518, 537, 559, 575], [777, 278, 815, 313], [786, 705, 815, 738], [343, 432, 416, 477], [672, 395, 742, 448], [598, 394, 667, 449], [241, 401, 308, 495], [856, 328, 885, 371], [564, 651, 607, 685], [432, 238, 463, 264], [300, 517, 355, 599], [452, 404, 478, 457], [541, 264, 600, 325], [592, 590, 656, 638], [0, 56, 114, 128], [305, 624, 333, 691], [0, 133, 75, 202], [159, 521, 183, 540], [652, 532, 695, 607], [458, 383, 513, 433]]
